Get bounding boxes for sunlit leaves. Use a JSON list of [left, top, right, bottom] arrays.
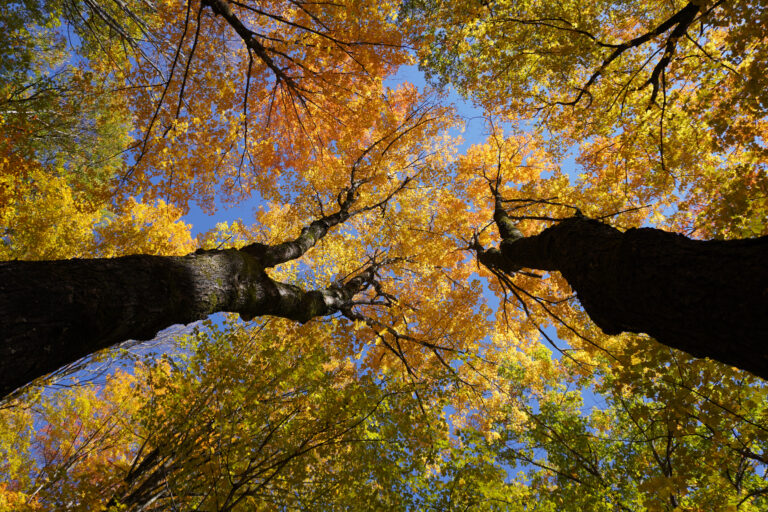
[[2, 0, 768, 509], [408, 0, 768, 238], [1, 168, 195, 259], [123, 0, 417, 213]]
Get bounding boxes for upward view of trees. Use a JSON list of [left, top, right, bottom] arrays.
[[1, 0, 767, 509]]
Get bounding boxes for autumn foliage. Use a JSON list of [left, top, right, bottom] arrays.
[[1, 0, 767, 509]]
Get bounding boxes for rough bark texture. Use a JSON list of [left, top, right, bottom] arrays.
[[482, 216, 768, 379], [0, 249, 363, 397]]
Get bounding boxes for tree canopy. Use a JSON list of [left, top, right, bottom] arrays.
[[1, 0, 767, 509]]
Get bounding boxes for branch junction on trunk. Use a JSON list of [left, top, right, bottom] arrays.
[[477, 198, 768, 380]]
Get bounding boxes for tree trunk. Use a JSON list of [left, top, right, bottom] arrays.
[[4, 216, 768, 396], [481, 216, 768, 379], [0, 249, 364, 397]]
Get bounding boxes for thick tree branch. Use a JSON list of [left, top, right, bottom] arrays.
[[202, 0, 303, 95], [555, 1, 703, 106], [240, 189, 356, 267]]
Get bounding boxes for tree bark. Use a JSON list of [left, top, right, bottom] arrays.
[[4, 215, 768, 397], [480, 216, 768, 379], [0, 248, 367, 397]]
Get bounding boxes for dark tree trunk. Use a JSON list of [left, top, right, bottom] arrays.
[[481, 216, 768, 379], [0, 248, 366, 397], [4, 215, 768, 397]]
